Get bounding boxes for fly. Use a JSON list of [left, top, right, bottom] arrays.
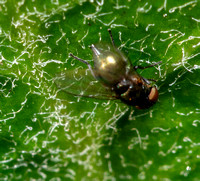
[[56, 29, 161, 109]]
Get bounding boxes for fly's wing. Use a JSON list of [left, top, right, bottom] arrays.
[[54, 67, 117, 100]]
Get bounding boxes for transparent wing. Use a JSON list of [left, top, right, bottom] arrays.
[[54, 67, 117, 100]]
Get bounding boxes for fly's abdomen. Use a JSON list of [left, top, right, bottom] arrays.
[[91, 44, 127, 87]]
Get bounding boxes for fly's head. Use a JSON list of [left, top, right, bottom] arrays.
[[114, 75, 159, 109]]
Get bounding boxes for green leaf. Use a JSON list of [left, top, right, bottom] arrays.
[[0, 0, 200, 180]]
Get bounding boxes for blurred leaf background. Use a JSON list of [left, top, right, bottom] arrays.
[[0, 0, 200, 180]]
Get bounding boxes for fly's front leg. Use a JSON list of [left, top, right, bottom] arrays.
[[142, 77, 157, 84]]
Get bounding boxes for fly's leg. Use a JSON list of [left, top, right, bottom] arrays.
[[142, 77, 157, 84], [137, 61, 162, 84], [69, 53, 90, 66], [69, 53, 95, 77], [108, 29, 116, 48], [147, 78, 157, 82], [134, 61, 162, 70]]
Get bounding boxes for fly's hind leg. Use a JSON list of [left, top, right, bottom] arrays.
[[107, 29, 116, 48], [69, 53, 90, 66], [69, 53, 95, 77]]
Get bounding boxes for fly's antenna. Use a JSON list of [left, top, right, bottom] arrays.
[[108, 29, 116, 48]]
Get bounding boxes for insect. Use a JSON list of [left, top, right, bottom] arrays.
[[56, 29, 161, 109]]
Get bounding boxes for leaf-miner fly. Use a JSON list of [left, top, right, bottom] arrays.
[[56, 29, 161, 109]]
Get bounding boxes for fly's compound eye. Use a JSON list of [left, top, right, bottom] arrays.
[[148, 87, 159, 103]]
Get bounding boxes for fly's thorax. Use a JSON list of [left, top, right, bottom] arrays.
[[91, 44, 127, 86], [117, 78, 150, 102]]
